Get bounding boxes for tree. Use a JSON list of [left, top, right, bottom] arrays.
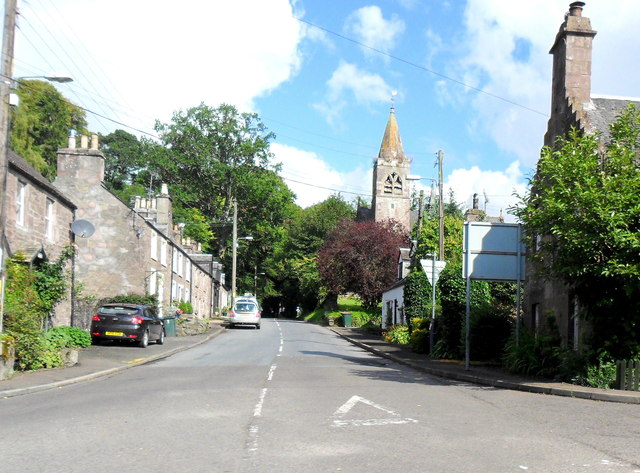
[[317, 219, 409, 309], [99, 129, 148, 192], [150, 103, 277, 256], [10, 80, 87, 179], [512, 105, 640, 358], [271, 194, 355, 311]]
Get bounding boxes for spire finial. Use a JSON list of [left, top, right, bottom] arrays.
[[390, 90, 398, 110]]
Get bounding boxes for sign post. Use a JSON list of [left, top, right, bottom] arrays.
[[462, 222, 525, 370], [420, 256, 446, 355]]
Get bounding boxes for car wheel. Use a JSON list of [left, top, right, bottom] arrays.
[[138, 330, 149, 348], [156, 329, 165, 345], [256, 324, 261, 330], [228, 323, 234, 329], [91, 337, 101, 345]]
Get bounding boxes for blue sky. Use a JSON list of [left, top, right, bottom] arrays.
[[8, 0, 640, 219]]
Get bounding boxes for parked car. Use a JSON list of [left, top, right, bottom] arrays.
[[228, 298, 261, 329], [90, 303, 165, 348]]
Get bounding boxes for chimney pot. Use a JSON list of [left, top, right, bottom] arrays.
[[161, 183, 169, 195], [80, 135, 89, 149], [569, 1, 585, 16], [91, 134, 99, 150], [68, 134, 76, 149]]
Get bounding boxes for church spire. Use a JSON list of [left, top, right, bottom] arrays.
[[378, 105, 406, 162]]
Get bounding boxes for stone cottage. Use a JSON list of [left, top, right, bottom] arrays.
[[53, 135, 221, 325], [3, 150, 76, 326], [524, 2, 640, 347]]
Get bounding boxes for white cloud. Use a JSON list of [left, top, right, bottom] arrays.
[[272, 143, 372, 208], [314, 61, 393, 125], [454, 1, 640, 169], [446, 161, 526, 222], [15, 0, 305, 135], [344, 6, 405, 56]]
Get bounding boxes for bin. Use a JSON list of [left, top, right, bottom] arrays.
[[341, 312, 353, 328], [162, 317, 177, 337]]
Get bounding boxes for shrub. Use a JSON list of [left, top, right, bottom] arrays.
[[384, 324, 410, 345], [104, 294, 159, 312], [45, 326, 92, 349], [13, 332, 62, 371], [470, 306, 514, 361], [409, 317, 430, 353], [178, 300, 194, 314]]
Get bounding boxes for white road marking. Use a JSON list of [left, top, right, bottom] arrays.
[[253, 388, 268, 417], [267, 364, 277, 381], [331, 395, 418, 427]]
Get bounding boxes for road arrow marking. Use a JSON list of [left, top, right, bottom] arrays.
[[331, 395, 418, 427]]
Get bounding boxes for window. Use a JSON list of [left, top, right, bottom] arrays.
[[150, 232, 158, 260], [178, 252, 183, 277], [16, 181, 26, 226], [149, 268, 157, 295], [185, 260, 191, 282], [160, 240, 167, 266], [383, 173, 402, 195], [172, 247, 178, 273], [45, 198, 54, 240], [171, 280, 177, 300], [185, 288, 190, 303]]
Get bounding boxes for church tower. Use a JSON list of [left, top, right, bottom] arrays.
[[371, 106, 411, 233]]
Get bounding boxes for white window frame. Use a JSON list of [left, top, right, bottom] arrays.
[[160, 239, 168, 266], [178, 252, 183, 277], [45, 198, 54, 240], [172, 247, 178, 273], [171, 280, 177, 300], [150, 231, 158, 261], [185, 260, 191, 282], [16, 180, 26, 226], [149, 268, 157, 295]]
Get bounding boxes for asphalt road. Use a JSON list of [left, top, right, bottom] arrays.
[[1, 318, 639, 473]]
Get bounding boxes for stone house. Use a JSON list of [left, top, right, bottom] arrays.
[[524, 2, 640, 347], [53, 135, 221, 326], [3, 150, 76, 326]]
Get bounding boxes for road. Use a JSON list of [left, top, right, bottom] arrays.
[[1, 318, 639, 473]]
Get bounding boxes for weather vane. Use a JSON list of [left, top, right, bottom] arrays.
[[391, 90, 398, 108]]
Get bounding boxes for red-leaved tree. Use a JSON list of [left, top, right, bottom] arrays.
[[317, 219, 409, 309]]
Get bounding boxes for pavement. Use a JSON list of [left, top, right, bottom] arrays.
[[2, 319, 639, 404]]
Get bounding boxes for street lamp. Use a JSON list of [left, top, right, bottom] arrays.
[[16, 74, 74, 84], [254, 266, 265, 298]]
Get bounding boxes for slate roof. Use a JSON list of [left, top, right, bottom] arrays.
[[585, 95, 640, 144], [8, 150, 76, 210]]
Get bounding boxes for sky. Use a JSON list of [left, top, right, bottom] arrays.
[[7, 0, 640, 220]]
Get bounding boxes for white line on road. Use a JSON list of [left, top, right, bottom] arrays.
[[267, 364, 277, 381], [253, 388, 268, 417], [331, 395, 418, 427]]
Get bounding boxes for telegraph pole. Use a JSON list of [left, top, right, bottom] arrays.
[[0, 0, 17, 330], [437, 150, 444, 261], [230, 198, 238, 307]]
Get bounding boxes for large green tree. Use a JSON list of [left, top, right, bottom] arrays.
[[149, 103, 281, 257], [10, 80, 87, 179], [270, 194, 355, 311], [513, 105, 640, 358]]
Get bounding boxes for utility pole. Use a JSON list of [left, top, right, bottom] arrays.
[[230, 198, 238, 307], [0, 0, 17, 331], [437, 150, 444, 261], [412, 189, 424, 268]]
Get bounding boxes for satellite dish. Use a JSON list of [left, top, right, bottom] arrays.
[[71, 219, 95, 238]]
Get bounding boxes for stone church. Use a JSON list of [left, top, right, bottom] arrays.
[[359, 105, 412, 233]]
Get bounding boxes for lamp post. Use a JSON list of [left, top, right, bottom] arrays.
[[254, 266, 265, 298], [230, 198, 253, 306]]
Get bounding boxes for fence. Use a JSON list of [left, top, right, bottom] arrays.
[[615, 360, 640, 391]]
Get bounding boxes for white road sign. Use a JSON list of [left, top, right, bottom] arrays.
[[420, 259, 447, 286]]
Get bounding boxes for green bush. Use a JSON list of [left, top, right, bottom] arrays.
[[104, 294, 159, 312], [13, 332, 62, 371], [45, 326, 91, 349], [410, 328, 429, 353], [178, 300, 194, 314], [470, 306, 514, 361], [384, 325, 410, 345], [502, 329, 565, 378]]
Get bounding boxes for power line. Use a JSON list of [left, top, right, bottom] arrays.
[[295, 16, 548, 117]]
